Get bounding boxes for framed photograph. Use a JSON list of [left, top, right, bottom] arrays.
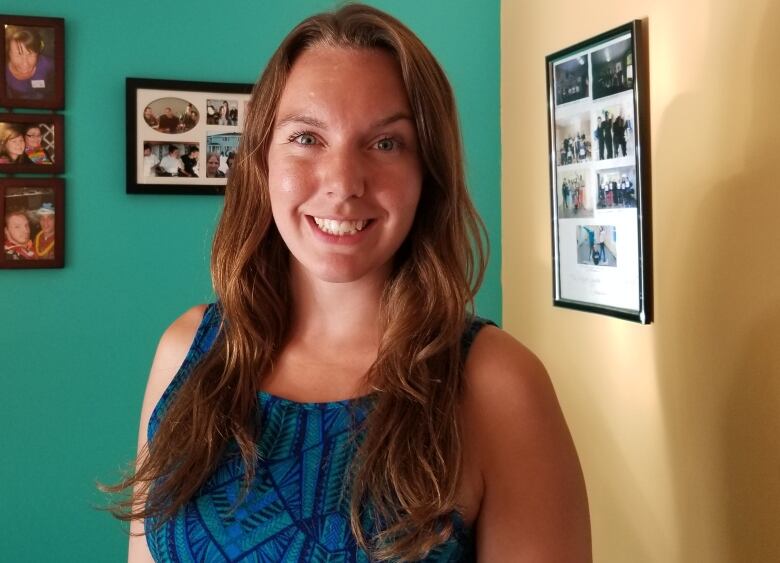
[[1, 178, 64, 269], [126, 77, 253, 195], [546, 20, 651, 323], [0, 14, 65, 109], [0, 113, 64, 173]]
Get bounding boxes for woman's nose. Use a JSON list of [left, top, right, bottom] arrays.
[[321, 149, 366, 200]]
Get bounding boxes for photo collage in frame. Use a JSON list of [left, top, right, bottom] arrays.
[[126, 78, 252, 195], [546, 20, 651, 323]]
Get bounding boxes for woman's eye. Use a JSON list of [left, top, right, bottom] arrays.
[[289, 132, 317, 146], [375, 137, 398, 151]]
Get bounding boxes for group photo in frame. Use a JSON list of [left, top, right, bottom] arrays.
[[1, 177, 64, 268], [546, 20, 651, 323], [0, 14, 65, 109], [126, 78, 252, 195], [0, 113, 64, 173]]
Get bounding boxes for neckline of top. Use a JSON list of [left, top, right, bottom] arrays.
[[257, 390, 378, 410]]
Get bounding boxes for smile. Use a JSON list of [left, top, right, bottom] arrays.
[[312, 217, 371, 236]]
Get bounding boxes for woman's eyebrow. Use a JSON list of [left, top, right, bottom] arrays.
[[275, 113, 327, 130], [370, 112, 414, 128]]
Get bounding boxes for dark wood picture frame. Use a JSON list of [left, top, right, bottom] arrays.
[[1, 177, 64, 269], [0, 113, 64, 173], [126, 77, 253, 195], [545, 20, 652, 324], [0, 14, 65, 110]]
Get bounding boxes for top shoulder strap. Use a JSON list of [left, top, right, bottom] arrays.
[[461, 315, 498, 357], [146, 303, 221, 441]]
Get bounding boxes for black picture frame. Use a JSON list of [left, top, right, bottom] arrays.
[[0, 113, 64, 174], [0, 14, 65, 110], [546, 20, 652, 324], [126, 77, 253, 195], [1, 177, 64, 268]]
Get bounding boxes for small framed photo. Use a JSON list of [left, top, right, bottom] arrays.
[[546, 21, 651, 323], [126, 77, 252, 195], [0, 14, 65, 109], [1, 178, 64, 269], [0, 113, 64, 173]]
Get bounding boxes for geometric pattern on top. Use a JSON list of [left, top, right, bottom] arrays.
[[146, 303, 483, 562]]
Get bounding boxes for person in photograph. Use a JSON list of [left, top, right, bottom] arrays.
[[612, 111, 628, 158], [158, 145, 184, 176], [182, 103, 199, 130], [142, 143, 159, 177], [23, 125, 53, 165], [601, 111, 613, 159], [33, 202, 55, 259], [181, 145, 199, 177], [3, 208, 35, 260], [0, 123, 33, 164], [225, 151, 236, 177], [206, 103, 218, 125], [4, 27, 55, 100], [594, 116, 605, 160], [597, 226, 607, 264], [109, 5, 590, 562], [143, 106, 159, 128], [217, 101, 229, 125], [157, 107, 179, 133], [228, 105, 238, 125], [205, 151, 225, 178]]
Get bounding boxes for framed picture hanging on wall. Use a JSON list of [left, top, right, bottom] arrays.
[[545, 20, 652, 324], [0, 177, 64, 269], [0, 14, 65, 110], [0, 113, 64, 174], [126, 77, 253, 195]]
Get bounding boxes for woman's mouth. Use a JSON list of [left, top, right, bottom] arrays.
[[311, 216, 372, 236]]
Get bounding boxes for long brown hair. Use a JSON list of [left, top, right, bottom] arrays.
[[107, 4, 487, 560]]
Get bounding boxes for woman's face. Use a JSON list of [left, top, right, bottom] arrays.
[[207, 156, 220, 176], [7, 39, 38, 76], [4, 134, 25, 158], [267, 46, 422, 285], [24, 127, 42, 148]]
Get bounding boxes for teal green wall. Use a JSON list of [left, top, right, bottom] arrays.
[[0, 1, 499, 560]]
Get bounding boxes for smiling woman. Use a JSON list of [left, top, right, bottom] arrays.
[[105, 4, 590, 562]]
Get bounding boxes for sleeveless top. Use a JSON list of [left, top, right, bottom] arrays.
[[146, 304, 496, 562]]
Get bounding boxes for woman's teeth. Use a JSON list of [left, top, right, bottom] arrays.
[[313, 217, 368, 235]]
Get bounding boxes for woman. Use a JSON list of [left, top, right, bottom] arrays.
[[110, 5, 590, 561], [205, 151, 225, 178], [217, 100, 229, 125], [0, 123, 32, 164], [23, 125, 53, 165], [5, 27, 55, 100]]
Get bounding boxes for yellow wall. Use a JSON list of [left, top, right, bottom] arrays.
[[501, 1, 780, 561]]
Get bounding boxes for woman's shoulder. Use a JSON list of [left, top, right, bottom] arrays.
[[460, 325, 591, 559], [141, 305, 210, 426], [463, 324, 550, 406]]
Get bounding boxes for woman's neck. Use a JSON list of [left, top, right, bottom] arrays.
[[287, 262, 386, 350]]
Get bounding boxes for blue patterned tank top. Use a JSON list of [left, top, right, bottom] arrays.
[[146, 304, 495, 562]]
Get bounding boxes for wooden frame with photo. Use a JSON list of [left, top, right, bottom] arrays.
[[545, 20, 652, 324], [0, 14, 65, 110], [0, 113, 64, 173], [1, 177, 64, 268], [126, 77, 253, 195]]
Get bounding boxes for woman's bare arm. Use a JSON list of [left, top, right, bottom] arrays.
[[463, 326, 591, 562], [127, 305, 207, 563]]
